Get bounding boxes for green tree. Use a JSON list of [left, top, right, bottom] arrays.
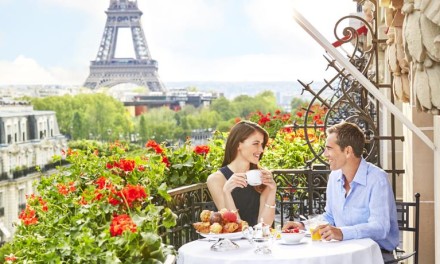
[[210, 97, 237, 120], [71, 111, 83, 140], [138, 115, 148, 144], [137, 107, 180, 143], [291, 97, 308, 111], [31, 94, 133, 141]]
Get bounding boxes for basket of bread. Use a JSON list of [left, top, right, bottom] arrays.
[[193, 208, 248, 235]]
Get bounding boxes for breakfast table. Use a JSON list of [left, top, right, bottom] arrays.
[[177, 236, 384, 264]]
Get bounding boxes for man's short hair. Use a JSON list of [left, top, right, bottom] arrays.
[[326, 121, 365, 158]]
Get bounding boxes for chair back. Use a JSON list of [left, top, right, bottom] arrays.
[[395, 193, 420, 264]]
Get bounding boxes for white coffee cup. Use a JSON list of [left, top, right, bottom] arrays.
[[246, 170, 262, 186]]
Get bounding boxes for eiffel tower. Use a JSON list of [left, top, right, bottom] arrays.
[[84, 0, 165, 91]]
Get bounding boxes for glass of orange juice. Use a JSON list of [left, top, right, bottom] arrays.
[[309, 226, 322, 241]]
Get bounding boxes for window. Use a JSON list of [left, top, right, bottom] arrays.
[[0, 193, 3, 217], [18, 189, 24, 205], [18, 189, 26, 212]]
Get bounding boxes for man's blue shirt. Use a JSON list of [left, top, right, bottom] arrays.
[[322, 158, 399, 251]]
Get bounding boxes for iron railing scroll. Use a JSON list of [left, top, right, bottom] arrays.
[[273, 168, 330, 227], [158, 183, 215, 249], [293, 0, 404, 195]]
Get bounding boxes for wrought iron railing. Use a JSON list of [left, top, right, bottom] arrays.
[[159, 183, 215, 249], [273, 168, 330, 227], [291, 0, 404, 196]]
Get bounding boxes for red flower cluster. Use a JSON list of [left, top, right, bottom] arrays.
[[145, 140, 170, 167], [102, 183, 148, 208], [57, 182, 76, 195], [95, 176, 109, 189], [109, 214, 137, 237], [106, 158, 136, 172], [162, 156, 170, 167], [194, 145, 210, 155], [118, 184, 148, 207], [145, 140, 164, 154], [61, 148, 78, 157], [25, 194, 48, 212], [19, 206, 38, 225], [247, 110, 293, 138], [4, 254, 17, 263]]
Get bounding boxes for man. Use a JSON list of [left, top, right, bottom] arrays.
[[283, 121, 399, 261]]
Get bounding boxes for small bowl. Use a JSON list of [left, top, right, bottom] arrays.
[[280, 230, 306, 243]]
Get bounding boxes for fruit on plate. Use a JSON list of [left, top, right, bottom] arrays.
[[209, 212, 223, 224], [222, 211, 237, 223], [193, 221, 210, 233], [282, 226, 300, 233], [200, 210, 211, 222], [210, 223, 223, 234], [223, 222, 239, 233], [193, 208, 245, 234]]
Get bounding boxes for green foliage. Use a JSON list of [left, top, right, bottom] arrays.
[[0, 143, 176, 263], [30, 94, 133, 141], [136, 107, 180, 144], [0, 107, 328, 262], [290, 97, 308, 111], [165, 141, 214, 187], [261, 133, 321, 169]]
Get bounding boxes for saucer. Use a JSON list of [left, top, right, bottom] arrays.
[[278, 240, 306, 245]]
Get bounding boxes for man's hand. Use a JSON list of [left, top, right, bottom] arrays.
[[317, 224, 343, 241]]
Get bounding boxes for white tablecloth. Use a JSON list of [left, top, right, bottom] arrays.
[[177, 237, 384, 264]]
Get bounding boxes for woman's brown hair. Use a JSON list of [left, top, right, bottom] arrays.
[[221, 120, 269, 169]]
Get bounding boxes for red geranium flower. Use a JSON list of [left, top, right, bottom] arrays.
[[118, 184, 148, 207], [162, 156, 170, 167], [145, 140, 164, 154], [19, 206, 38, 225], [5, 254, 17, 263], [109, 214, 137, 237], [194, 145, 210, 155]]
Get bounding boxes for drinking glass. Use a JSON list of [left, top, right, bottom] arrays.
[[304, 214, 328, 242]]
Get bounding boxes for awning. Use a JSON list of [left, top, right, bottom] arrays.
[[332, 25, 368, 48]]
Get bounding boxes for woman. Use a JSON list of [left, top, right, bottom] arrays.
[[207, 120, 277, 226]]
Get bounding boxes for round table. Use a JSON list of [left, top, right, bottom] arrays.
[[177, 237, 384, 264]]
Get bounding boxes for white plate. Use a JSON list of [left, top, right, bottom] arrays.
[[197, 231, 244, 240], [304, 231, 311, 237], [278, 240, 307, 245]]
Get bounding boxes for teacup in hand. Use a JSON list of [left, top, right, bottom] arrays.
[[246, 170, 262, 186]]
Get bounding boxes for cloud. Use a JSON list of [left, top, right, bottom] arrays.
[[39, 0, 107, 15], [0, 56, 84, 85], [244, 0, 357, 49], [157, 0, 358, 82]]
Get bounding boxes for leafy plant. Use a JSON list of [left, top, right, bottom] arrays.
[[0, 142, 176, 263]]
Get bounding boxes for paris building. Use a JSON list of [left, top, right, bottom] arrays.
[[0, 100, 67, 243]]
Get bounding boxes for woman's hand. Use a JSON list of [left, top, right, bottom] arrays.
[[282, 221, 305, 230], [260, 169, 276, 190], [223, 173, 248, 193]]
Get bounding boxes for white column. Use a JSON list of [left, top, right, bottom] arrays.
[[434, 116, 440, 264]]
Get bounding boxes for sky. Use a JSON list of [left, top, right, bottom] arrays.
[[0, 0, 358, 86]]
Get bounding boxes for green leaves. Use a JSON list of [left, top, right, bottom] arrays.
[[1, 142, 176, 263]]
